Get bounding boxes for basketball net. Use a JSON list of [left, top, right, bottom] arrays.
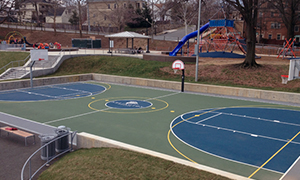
[[173, 69, 178, 74]]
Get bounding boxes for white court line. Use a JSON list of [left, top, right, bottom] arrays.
[[51, 85, 93, 96], [44, 91, 180, 125], [17, 89, 58, 99], [192, 110, 300, 127], [44, 108, 111, 124], [196, 113, 222, 124], [192, 121, 300, 145]]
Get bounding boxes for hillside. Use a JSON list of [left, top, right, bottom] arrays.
[[0, 27, 179, 51]]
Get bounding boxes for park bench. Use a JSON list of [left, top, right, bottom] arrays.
[[0, 126, 35, 146], [115, 48, 137, 54]]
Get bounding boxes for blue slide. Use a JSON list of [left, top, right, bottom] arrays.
[[169, 22, 210, 56]]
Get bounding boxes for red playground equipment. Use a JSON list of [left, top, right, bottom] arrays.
[[277, 38, 296, 59]]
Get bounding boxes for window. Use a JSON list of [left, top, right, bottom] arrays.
[[259, 12, 263, 18], [271, 22, 281, 29], [268, 34, 272, 39], [271, 12, 275, 17], [277, 34, 281, 40], [124, 3, 126, 7], [114, 4, 117, 9], [136, 3, 140, 8], [295, 26, 299, 32], [108, 4, 110, 9], [257, 23, 261, 29]]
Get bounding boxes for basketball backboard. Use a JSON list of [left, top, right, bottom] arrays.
[[30, 49, 48, 62], [288, 59, 300, 81], [172, 60, 184, 70]]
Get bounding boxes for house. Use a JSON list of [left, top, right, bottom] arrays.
[[152, 3, 171, 22], [87, 0, 144, 29], [46, 7, 76, 24], [19, 0, 53, 23]]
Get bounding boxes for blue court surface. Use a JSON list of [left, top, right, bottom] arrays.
[[0, 82, 106, 101], [171, 107, 300, 174], [1, 81, 300, 180]]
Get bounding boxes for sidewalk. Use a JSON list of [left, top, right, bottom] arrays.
[[0, 122, 44, 180]]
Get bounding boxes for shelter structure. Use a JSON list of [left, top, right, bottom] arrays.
[[105, 31, 151, 53]]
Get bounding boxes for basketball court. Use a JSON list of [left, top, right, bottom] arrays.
[[0, 81, 300, 180]]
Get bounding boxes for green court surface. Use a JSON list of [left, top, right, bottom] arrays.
[[1, 81, 300, 180]]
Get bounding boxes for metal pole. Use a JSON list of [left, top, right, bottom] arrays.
[[195, 0, 202, 82], [181, 69, 185, 92], [30, 61, 35, 88]]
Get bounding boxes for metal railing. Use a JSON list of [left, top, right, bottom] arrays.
[[0, 54, 30, 74], [21, 131, 77, 180]]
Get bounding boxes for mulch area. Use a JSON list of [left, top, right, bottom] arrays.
[[0, 122, 47, 180]]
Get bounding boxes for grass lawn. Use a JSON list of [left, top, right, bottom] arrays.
[[38, 148, 230, 180], [0, 51, 29, 73]]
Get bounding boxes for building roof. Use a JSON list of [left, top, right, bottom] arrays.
[[47, 7, 65, 16], [105, 31, 150, 39]]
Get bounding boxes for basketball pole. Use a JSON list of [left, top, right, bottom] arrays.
[[181, 69, 185, 92], [30, 61, 35, 88]]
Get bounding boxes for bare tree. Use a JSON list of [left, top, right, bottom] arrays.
[[267, 0, 300, 39], [170, 0, 198, 35], [224, 0, 266, 67], [0, 0, 15, 24], [48, 0, 64, 36]]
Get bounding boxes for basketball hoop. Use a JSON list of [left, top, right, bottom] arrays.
[[281, 75, 289, 84], [172, 60, 184, 73]]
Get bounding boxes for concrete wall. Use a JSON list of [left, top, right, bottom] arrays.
[[92, 73, 300, 105], [0, 74, 92, 91], [0, 73, 299, 104], [143, 53, 196, 62]]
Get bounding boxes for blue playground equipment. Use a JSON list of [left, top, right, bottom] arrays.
[[169, 22, 210, 56], [169, 19, 247, 58]]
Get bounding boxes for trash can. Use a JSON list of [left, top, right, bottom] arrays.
[[55, 126, 70, 153], [39, 134, 56, 160]]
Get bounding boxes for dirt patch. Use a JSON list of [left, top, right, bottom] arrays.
[[161, 56, 300, 91]]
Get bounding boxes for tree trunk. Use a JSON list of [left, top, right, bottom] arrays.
[[287, 23, 294, 40], [78, 1, 82, 38], [54, 9, 57, 36], [242, 20, 258, 67]]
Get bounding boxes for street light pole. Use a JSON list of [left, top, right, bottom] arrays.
[[195, 0, 201, 82]]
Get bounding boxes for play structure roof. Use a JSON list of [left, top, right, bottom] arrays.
[[105, 31, 151, 39]]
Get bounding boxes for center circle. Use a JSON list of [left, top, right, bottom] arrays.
[[105, 99, 152, 109]]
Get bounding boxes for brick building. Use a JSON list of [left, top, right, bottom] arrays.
[[257, 2, 300, 44]]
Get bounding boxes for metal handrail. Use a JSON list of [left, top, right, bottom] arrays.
[[0, 54, 30, 74], [21, 131, 77, 180]]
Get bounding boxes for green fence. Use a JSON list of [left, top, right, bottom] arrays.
[[72, 39, 101, 49]]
